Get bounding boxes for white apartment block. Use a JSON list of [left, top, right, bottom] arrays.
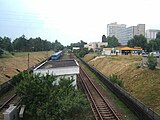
[[107, 22, 145, 45], [107, 22, 126, 37], [146, 29, 160, 41]]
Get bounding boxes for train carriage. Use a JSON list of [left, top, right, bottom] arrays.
[[51, 51, 62, 60]]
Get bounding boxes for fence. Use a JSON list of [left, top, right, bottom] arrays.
[[80, 57, 160, 120]]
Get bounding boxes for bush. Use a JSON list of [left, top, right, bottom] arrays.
[[16, 73, 90, 120], [0, 49, 3, 57], [147, 54, 157, 70], [109, 74, 123, 87]]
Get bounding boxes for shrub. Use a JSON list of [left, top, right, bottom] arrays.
[[147, 54, 157, 70], [109, 74, 123, 87]]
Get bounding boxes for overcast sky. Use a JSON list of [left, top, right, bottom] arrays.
[[0, 0, 160, 45]]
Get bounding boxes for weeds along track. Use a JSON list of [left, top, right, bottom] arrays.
[[79, 67, 120, 120]]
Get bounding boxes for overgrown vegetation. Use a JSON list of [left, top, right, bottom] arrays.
[[147, 54, 157, 70], [109, 74, 123, 87], [16, 73, 90, 120], [74, 48, 89, 57]]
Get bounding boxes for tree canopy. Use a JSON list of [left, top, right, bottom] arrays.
[[127, 34, 147, 49], [107, 36, 120, 47], [147, 54, 157, 70], [0, 36, 12, 52], [71, 40, 87, 49], [0, 35, 64, 54], [16, 73, 90, 120], [156, 32, 160, 39], [102, 35, 107, 42]]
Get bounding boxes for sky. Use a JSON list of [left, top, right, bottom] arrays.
[[0, 0, 160, 46]]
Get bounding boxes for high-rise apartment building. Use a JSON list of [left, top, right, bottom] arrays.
[[107, 22, 126, 37], [146, 29, 160, 41], [107, 22, 145, 45]]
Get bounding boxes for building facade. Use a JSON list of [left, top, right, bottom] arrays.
[[33, 59, 79, 88], [107, 22, 145, 45], [107, 22, 126, 37], [146, 29, 160, 41], [84, 42, 108, 51]]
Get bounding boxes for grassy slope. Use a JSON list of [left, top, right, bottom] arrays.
[[0, 51, 54, 84], [84, 54, 160, 114]]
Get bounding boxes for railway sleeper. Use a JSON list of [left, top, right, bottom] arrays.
[[99, 109, 112, 113], [103, 116, 116, 120]]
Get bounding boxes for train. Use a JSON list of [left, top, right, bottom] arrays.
[[51, 51, 62, 60]]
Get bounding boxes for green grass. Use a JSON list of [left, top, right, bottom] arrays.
[[79, 59, 138, 120]]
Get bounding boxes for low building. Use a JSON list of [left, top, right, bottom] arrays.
[[84, 42, 108, 51], [33, 59, 79, 88], [102, 46, 143, 55], [72, 47, 80, 51]]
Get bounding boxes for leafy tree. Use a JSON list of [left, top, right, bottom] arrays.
[[89, 48, 94, 53], [52, 40, 64, 52], [107, 36, 120, 47], [16, 73, 89, 120], [71, 40, 87, 50], [147, 54, 157, 70], [146, 38, 160, 52], [127, 34, 147, 49], [109, 74, 123, 87], [146, 40, 157, 52], [102, 35, 107, 42], [156, 32, 160, 39], [0, 36, 12, 51], [74, 48, 89, 57], [0, 49, 3, 56], [13, 35, 28, 51]]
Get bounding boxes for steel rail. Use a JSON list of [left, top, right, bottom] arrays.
[[0, 94, 17, 111], [80, 67, 120, 120]]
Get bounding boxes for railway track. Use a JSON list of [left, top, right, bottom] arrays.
[[79, 67, 120, 120], [0, 94, 20, 120]]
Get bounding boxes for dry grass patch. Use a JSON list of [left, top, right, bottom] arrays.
[[85, 54, 160, 114], [0, 51, 54, 84]]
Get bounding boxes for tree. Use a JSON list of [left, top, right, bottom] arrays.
[[13, 35, 28, 51], [107, 36, 120, 47], [16, 73, 89, 119], [71, 40, 87, 50], [52, 40, 64, 52], [127, 35, 147, 49], [156, 32, 160, 39], [147, 54, 157, 70], [0, 36, 12, 51], [146, 40, 156, 52], [102, 35, 107, 42], [0, 49, 3, 56]]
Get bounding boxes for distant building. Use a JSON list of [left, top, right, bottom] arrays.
[[107, 22, 145, 45], [72, 47, 80, 51], [146, 29, 160, 41], [107, 22, 126, 37], [84, 42, 108, 51], [102, 46, 143, 55]]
